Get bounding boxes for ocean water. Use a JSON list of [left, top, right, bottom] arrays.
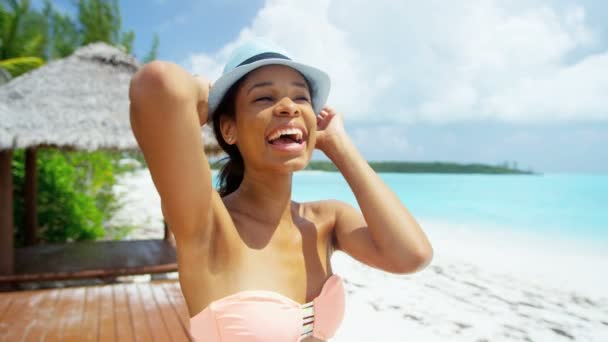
[[208, 170, 607, 295], [211, 172, 608, 244], [289, 172, 608, 244]]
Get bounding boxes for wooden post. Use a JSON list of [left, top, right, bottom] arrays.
[[0, 150, 14, 276], [24, 147, 38, 245]]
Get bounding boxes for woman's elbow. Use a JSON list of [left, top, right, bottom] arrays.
[[391, 246, 434, 274], [129, 61, 192, 104]]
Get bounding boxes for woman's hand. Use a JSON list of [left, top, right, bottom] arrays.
[[315, 106, 348, 155], [193, 74, 212, 126]]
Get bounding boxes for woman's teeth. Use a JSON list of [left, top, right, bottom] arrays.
[[267, 127, 303, 142]]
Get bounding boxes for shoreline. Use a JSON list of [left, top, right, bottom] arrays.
[[110, 169, 608, 298], [108, 169, 608, 341]]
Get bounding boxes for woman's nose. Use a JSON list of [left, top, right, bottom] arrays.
[[273, 97, 300, 117]]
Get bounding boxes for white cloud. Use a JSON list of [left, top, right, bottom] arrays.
[[187, 0, 608, 123]]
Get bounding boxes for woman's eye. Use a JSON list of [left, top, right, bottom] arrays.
[[295, 96, 310, 102], [254, 96, 273, 102]]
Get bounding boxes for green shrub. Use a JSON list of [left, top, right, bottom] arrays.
[[12, 148, 133, 245]]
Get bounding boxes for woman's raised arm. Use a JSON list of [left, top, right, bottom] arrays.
[[316, 106, 434, 274], [129, 61, 213, 242]]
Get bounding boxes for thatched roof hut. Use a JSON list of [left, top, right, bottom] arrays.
[[0, 43, 219, 151], [0, 43, 221, 280]]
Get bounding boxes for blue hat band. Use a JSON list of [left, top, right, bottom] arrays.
[[236, 52, 290, 68]]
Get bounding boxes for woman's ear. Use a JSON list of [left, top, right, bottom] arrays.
[[219, 115, 237, 145]]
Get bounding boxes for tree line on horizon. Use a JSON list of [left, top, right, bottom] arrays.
[[305, 161, 535, 174], [208, 160, 536, 174]]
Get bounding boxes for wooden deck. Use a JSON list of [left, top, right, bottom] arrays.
[[0, 281, 192, 341]]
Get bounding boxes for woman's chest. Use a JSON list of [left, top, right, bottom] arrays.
[[225, 218, 335, 301]]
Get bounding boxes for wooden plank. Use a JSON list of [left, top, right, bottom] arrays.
[[44, 286, 73, 341], [0, 281, 190, 342], [0, 291, 14, 322], [151, 282, 189, 341], [80, 286, 101, 342], [0, 291, 31, 341], [114, 284, 135, 342], [6, 290, 47, 341], [61, 287, 86, 341], [125, 283, 152, 342], [162, 282, 190, 329], [19, 289, 60, 341], [98, 284, 116, 341], [137, 283, 171, 342]]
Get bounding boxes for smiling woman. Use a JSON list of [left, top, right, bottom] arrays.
[[129, 38, 433, 342]]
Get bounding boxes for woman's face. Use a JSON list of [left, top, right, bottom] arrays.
[[221, 64, 317, 174]]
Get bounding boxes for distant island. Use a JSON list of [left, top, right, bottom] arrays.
[[305, 161, 535, 174], [210, 160, 536, 174]]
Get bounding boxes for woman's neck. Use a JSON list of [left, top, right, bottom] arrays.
[[229, 169, 296, 227]]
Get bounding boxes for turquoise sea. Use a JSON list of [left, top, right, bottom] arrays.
[[290, 172, 608, 244], [212, 172, 608, 244]]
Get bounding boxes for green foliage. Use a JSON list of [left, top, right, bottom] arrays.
[[119, 29, 134, 52], [1, 0, 161, 63], [0, 55, 43, 76], [78, 0, 118, 45], [0, 0, 48, 60], [143, 33, 159, 63], [77, 0, 135, 53], [12, 150, 98, 244], [43, 0, 79, 59], [11, 149, 137, 245], [16, 2, 47, 57], [305, 161, 536, 174], [66, 151, 121, 222]]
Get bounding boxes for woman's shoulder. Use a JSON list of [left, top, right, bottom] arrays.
[[297, 199, 347, 221]]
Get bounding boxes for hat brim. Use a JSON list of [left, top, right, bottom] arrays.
[[207, 58, 330, 122]]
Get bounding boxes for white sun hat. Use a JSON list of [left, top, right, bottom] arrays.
[[207, 39, 331, 122]]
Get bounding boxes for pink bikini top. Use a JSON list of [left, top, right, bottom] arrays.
[[189, 274, 345, 341]]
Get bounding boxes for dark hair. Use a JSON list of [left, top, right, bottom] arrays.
[[212, 76, 247, 197]]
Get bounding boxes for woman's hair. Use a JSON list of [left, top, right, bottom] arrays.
[[212, 76, 247, 197]]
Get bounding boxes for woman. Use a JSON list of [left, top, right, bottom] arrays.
[[129, 39, 433, 342]]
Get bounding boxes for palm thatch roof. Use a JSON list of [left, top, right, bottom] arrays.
[[0, 42, 220, 153]]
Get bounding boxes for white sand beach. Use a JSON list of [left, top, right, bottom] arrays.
[[110, 169, 608, 341]]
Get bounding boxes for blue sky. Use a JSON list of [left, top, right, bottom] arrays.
[[42, 0, 608, 173]]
